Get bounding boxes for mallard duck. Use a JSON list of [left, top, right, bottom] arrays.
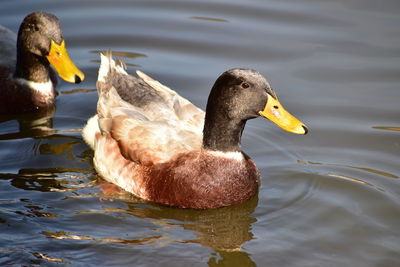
[[0, 12, 84, 114], [83, 53, 308, 209]]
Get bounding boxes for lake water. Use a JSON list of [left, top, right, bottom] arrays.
[[1, 0, 399, 266]]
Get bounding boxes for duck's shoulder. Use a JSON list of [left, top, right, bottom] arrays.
[[0, 68, 29, 113], [0, 72, 56, 114], [147, 150, 260, 209], [0, 25, 16, 88], [109, 114, 202, 165]]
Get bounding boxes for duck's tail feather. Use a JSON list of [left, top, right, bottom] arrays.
[[97, 51, 128, 94], [95, 52, 205, 132]]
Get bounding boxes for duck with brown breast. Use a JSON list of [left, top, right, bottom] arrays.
[[83, 53, 308, 209]]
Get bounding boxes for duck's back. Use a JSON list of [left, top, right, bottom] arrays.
[[85, 53, 205, 165], [0, 25, 16, 88], [98, 60, 164, 111], [0, 25, 16, 67]]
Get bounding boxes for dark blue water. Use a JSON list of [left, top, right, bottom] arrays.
[[1, 0, 400, 266]]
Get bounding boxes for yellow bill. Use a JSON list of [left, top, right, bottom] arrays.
[[46, 40, 85, 84], [259, 94, 308, 134]]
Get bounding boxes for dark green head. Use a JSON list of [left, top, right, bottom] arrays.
[[203, 68, 307, 152], [17, 12, 63, 58], [16, 12, 84, 84]]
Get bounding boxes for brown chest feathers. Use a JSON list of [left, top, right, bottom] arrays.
[[142, 151, 260, 209], [0, 66, 56, 114], [95, 133, 260, 209]]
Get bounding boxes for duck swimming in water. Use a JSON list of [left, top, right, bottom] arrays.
[[83, 53, 307, 209], [0, 12, 84, 114]]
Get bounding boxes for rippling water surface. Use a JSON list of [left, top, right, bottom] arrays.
[[1, 0, 399, 266]]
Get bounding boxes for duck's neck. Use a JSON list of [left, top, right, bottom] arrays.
[[203, 113, 246, 152], [14, 51, 52, 84]]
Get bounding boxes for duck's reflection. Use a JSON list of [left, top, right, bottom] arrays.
[[48, 187, 259, 265], [208, 250, 256, 267], [0, 87, 96, 141], [0, 105, 56, 140], [125, 196, 258, 251], [0, 166, 92, 193], [122, 195, 258, 265], [0, 131, 93, 192]]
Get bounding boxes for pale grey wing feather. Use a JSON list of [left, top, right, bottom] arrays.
[[136, 70, 205, 131], [95, 54, 203, 164]]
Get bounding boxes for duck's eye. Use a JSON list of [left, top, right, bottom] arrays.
[[241, 82, 250, 89], [273, 105, 279, 109]]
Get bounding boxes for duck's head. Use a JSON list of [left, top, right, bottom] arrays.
[[17, 12, 84, 84], [204, 69, 307, 149]]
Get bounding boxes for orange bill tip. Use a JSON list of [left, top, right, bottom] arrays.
[[259, 94, 308, 135]]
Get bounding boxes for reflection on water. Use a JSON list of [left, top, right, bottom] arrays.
[[0, 167, 92, 193], [209, 250, 255, 267], [32, 252, 70, 264], [372, 126, 400, 132], [43, 230, 168, 245], [298, 160, 399, 179], [126, 197, 257, 251], [47, 194, 258, 250], [327, 174, 379, 189], [190, 16, 229, 23], [0, 107, 56, 140], [41, 190, 258, 265], [15, 201, 58, 218]]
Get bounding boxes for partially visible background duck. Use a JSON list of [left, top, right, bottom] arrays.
[[0, 12, 84, 114], [83, 53, 308, 209]]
